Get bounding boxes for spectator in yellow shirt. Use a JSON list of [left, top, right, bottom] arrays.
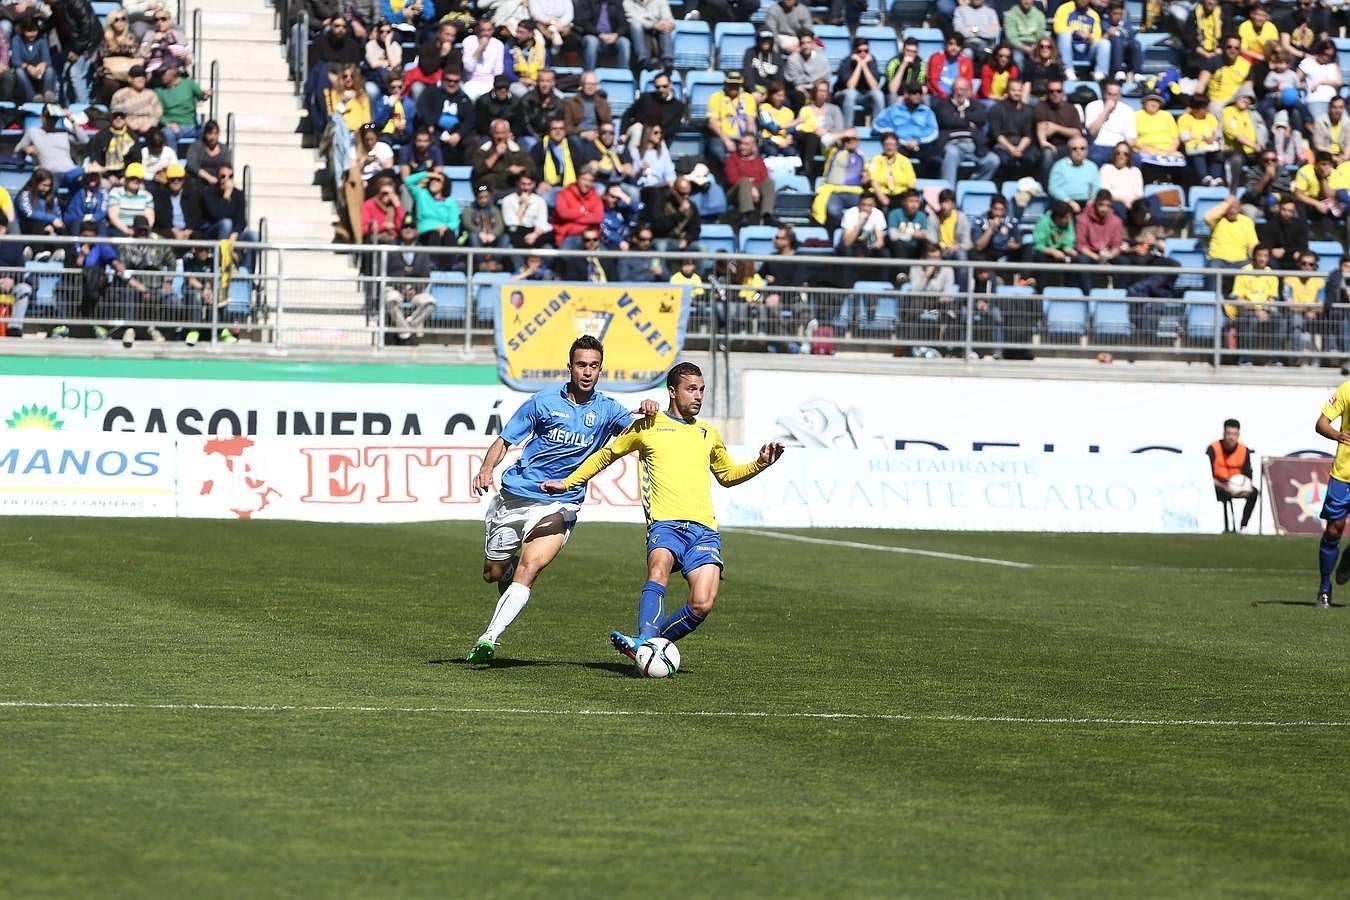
[[1284, 249, 1328, 361], [1199, 38, 1251, 115], [1205, 194, 1259, 270], [1180, 93, 1225, 185], [1294, 150, 1350, 238], [1237, 4, 1278, 63], [706, 70, 758, 165], [1228, 244, 1281, 364], [865, 132, 916, 212]]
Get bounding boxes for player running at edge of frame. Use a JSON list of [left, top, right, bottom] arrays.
[[465, 335, 660, 663], [543, 361, 785, 661], [1314, 379, 1350, 609]]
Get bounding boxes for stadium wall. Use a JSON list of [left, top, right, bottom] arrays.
[[0, 357, 1333, 533]]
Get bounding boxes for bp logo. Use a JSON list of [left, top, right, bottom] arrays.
[[5, 404, 64, 430]]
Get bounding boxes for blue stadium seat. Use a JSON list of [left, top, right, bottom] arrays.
[[855, 26, 899, 68], [596, 68, 636, 117], [815, 25, 852, 69], [669, 130, 704, 159], [1172, 250, 1208, 292], [860, 0, 883, 26], [443, 165, 474, 204], [25, 260, 63, 313], [795, 225, 831, 253], [738, 224, 778, 256], [776, 173, 814, 225], [1335, 37, 1350, 75], [902, 27, 944, 65], [700, 222, 736, 255], [1138, 32, 1181, 76], [428, 271, 467, 325], [890, 1, 929, 29], [1088, 288, 1131, 340], [685, 71, 724, 125], [639, 67, 682, 99], [471, 271, 510, 326], [1166, 237, 1197, 253], [1042, 286, 1088, 341], [1307, 241, 1344, 266], [1187, 185, 1231, 237], [224, 268, 254, 319], [1184, 290, 1220, 345], [751, 0, 773, 23], [956, 179, 998, 218], [853, 280, 897, 336], [713, 22, 755, 69], [673, 20, 712, 70]]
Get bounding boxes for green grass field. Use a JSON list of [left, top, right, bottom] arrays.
[[2, 518, 1348, 898]]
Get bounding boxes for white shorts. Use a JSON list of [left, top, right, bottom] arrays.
[[482, 491, 581, 561]]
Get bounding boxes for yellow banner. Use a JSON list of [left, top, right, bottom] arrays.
[[496, 282, 690, 392]]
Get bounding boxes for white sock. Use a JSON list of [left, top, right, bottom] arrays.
[[481, 584, 532, 644]]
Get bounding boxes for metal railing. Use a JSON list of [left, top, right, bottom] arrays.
[[191, 7, 202, 78], [208, 60, 219, 124], [2, 236, 1346, 368]]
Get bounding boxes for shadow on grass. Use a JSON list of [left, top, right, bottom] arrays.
[[427, 658, 641, 675], [1251, 600, 1344, 608]]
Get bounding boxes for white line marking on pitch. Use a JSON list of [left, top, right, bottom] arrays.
[[729, 529, 1035, 569], [0, 701, 1344, 728]]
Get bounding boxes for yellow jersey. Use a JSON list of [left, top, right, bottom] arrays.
[[867, 152, 916, 197], [560, 413, 766, 530], [1237, 19, 1278, 58], [1206, 57, 1251, 105], [1284, 274, 1326, 306], [1294, 163, 1326, 199], [1135, 108, 1179, 154], [1321, 381, 1350, 482], [707, 90, 758, 140], [1208, 212, 1258, 264], [759, 103, 796, 148], [669, 270, 705, 300], [1226, 264, 1277, 319]]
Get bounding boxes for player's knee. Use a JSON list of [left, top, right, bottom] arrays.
[[689, 594, 716, 617], [482, 563, 505, 583], [1329, 520, 1346, 540]]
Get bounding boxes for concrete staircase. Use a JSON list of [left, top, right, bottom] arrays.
[[185, 0, 370, 346]]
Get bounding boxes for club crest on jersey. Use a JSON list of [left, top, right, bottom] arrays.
[[584, 411, 597, 428]]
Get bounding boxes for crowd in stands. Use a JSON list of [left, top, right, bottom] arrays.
[[286, 0, 1350, 358], [0, 1, 238, 345]]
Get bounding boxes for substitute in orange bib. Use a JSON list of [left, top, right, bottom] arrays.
[[1207, 417, 1258, 532]]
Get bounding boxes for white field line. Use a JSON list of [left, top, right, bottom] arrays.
[[729, 529, 1306, 574], [729, 528, 1035, 569], [0, 701, 1346, 728]]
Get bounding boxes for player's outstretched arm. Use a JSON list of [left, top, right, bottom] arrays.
[[711, 441, 785, 487], [473, 437, 511, 496], [541, 427, 644, 494]]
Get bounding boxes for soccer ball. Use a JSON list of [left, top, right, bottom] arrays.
[[635, 638, 681, 678], [1227, 474, 1252, 494]]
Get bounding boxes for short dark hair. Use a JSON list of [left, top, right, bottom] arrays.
[[1224, 418, 1240, 430], [1050, 200, 1072, 219], [1253, 243, 1270, 257], [1094, 189, 1113, 203], [1316, 150, 1335, 164], [666, 362, 702, 389], [938, 188, 955, 203], [570, 335, 604, 363]]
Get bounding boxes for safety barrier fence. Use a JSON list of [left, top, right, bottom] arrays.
[[1, 235, 1344, 367]]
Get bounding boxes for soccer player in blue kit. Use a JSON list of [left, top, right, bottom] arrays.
[[465, 335, 658, 662]]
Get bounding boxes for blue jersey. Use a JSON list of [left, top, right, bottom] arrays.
[[498, 385, 633, 503]]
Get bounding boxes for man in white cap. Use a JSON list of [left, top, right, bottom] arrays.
[[16, 103, 88, 192]]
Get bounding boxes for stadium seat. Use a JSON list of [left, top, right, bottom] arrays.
[[855, 26, 899, 68], [713, 22, 755, 69], [428, 271, 467, 325], [858, 137, 882, 159], [738, 224, 778, 256], [751, 0, 773, 23], [1187, 185, 1230, 237], [1138, 32, 1181, 76], [1308, 241, 1344, 265], [1042, 286, 1088, 342], [776, 174, 815, 225], [596, 68, 636, 117], [443, 164, 473, 204], [1088, 288, 1132, 341], [1064, 80, 1101, 101], [853, 281, 897, 336], [224, 268, 254, 319], [24, 260, 63, 314], [1184, 290, 1221, 345], [956, 180, 998, 218], [700, 222, 736, 255], [915, 177, 949, 211], [685, 71, 724, 126], [1335, 37, 1350, 75], [860, 0, 883, 25], [669, 130, 703, 159], [902, 27, 944, 64], [1166, 237, 1197, 253], [639, 67, 682, 99], [471, 271, 510, 327], [673, 20, 712, 70], [1172, 249, 1209, 292], [815, 25, 852, 68], [690, 179, 728, 219], [890, 1, 929, 29]]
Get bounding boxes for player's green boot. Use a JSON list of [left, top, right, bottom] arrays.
[[466, 640, 496, 663]]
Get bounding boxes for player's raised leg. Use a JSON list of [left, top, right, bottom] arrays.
[[658, 563, 721, 642], [1317, 480, 1349, 608]]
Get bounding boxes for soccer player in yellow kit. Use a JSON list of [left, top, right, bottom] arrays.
[[543, 362, 785, 659], [1315, 381, 1350, 608]]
